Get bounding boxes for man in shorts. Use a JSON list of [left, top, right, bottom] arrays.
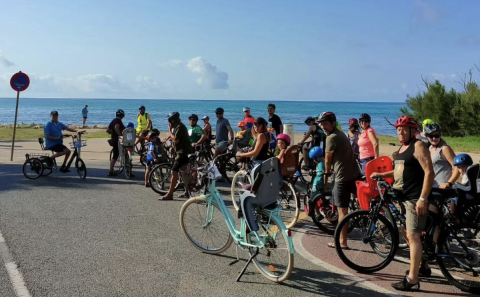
[[44, 110, 83, 172], [107, 109, 126, 176], [371, 116, 434, 291], [318, 112, 359, 250], [214, 107, 234, 158], [160, 112, 193, 200]]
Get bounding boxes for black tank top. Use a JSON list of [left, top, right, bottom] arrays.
[[311, 125, 324, 147], [255, 133, 270, 161], [393, 139, 425, 201]]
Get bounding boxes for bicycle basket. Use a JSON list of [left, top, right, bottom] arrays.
[[70, 140, 87, 149], [204, 164, 222, 180]]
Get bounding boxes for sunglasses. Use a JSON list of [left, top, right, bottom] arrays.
[[427, 134, 441, 139]]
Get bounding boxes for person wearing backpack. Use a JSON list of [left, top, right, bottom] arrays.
[[135, 105, 152, 146]]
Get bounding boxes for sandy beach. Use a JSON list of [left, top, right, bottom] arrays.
[[1, 132, 479, 165]]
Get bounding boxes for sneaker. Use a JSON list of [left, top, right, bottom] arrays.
[[391, 276, 420, 291]]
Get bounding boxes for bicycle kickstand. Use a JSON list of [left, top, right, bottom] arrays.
[[236, 247, 259, 282]]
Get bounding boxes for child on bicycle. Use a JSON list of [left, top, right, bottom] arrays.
[[145, 131, 159, 187], [309, 146, 325, 198], [275, 134, 291, 164], [449, 153, 474, 217], [236, 121, 247, 138]]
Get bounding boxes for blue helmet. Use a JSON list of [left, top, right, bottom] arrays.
[[454, 153, 473, 167], [245, 122, 253, 128], [126, 122, 134, 128], [309, 146, 324, 159]]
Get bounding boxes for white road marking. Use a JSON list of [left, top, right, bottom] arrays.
[[293, 229, 403, 297], [0, 229, 32, 297]]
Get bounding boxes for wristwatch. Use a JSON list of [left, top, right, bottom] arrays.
[[419, 197, 427, 202]]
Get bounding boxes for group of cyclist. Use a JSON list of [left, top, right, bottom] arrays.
[[45, 103, 478, 292]]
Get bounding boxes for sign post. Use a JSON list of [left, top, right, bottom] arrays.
[[9, 71, 30, 161]]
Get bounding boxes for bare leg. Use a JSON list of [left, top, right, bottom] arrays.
[[145, 166, 150, 186], [166, 171, 179, 197], [338, 207, 349, 247], [407, 232, 422, 283]]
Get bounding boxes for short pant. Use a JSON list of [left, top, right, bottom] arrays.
[[332, 179, 356, 208], [216, 141, 229, 153], [111, 142, 120, 160], [172, 157, 189, 172], [48, 144, 68, 153], [404, 200, 427, 234], [360, 157, 375, 175]]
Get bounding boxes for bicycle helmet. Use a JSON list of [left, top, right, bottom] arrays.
[[394, 115, 418, 129], [237, 121, 246, 127], [166, 111, 180, 122], [201, 116, 209, 120], [309, 146, 324, 159], [215, 107, 224, 114], [146, 131, 157, 141], [126, 122, 134, 128], [453, 153, 473, 167], [423, 123, 441, 135], [422, 119, 434, 127], [245, 122, 253, 129], [359, 113, 371, 122], [151, 128, 160, 134], [243, 107, 250, 112], [304, 116, 315, 124], [188, 114, 198, 121], [348, 118, 359, 127], [318, 111, 336, 123], [276, 133, 291, 146], [139, 105, 146, 110], [116, 109, 125, 118]]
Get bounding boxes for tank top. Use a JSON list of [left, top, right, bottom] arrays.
[[311, 125, 324, 147], [358, 127, 376, 160], [346, 131, 360, 156], [255, 133, 271, 161], [430, 144, 452, 186], [393, 139, 425, 201]]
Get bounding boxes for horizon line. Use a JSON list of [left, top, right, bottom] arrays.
[[0, 97, 407, 104]]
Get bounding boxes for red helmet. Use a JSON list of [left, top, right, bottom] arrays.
[[237, 121, 246, 127], [394, 116, 418, 129], [348, 118, 359, 127], [276, 133, 291, 146]]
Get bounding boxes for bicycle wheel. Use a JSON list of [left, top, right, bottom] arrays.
[[311, 194, 338, 235], [244, 210, 294, 282], [75, 158, 87, 179], [298, 157, 312, 185], [278, 181, 300, 229], [113, 155, 124, 174], [436, 225, 480, 293], [334, 210, 398, 273], [124, 153, 132, 179], [149, 163, 172, 195], [180, 197, 233, 254], [23, 158, 44, 179], [231, 170, 252, 211]]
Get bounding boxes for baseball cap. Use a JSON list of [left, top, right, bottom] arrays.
[[51, 110, 59, 116], [243, 107, 250, 112], [202, 116, 209, 120]]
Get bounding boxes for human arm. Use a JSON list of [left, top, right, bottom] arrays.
[[236, 133, 266, 158], [277, 148, 286, 163], [370, 170, 394, 179], [279, 120, 284, 134], [323, 152, 333, 190], [299, 126, 313, 144], [414, 141, 435, 216], [439, 146, 460, 188], [146, 114, 152, 130], [114, 124, 122, 137], [368, 130, 379, 158], [227, 125, 234, 144], [169, 124, 179, 144], [193, 128, 206, 146]]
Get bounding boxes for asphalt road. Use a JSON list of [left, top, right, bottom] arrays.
[[0, 161, 392, 297]]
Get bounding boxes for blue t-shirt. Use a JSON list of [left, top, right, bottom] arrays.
[[216, 118, 231, 143], [312, 161, 325, 198], [82, 108, 88, 117], [146, 142, 157, 163], [44, 120, 68, 148]]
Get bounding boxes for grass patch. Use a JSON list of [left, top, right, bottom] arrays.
[[378, 135, 480, 153], [0, 127, 109, 141]]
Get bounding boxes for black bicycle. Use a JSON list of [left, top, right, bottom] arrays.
[[335, 178, 480, 293], [23, 132, 87, 179]]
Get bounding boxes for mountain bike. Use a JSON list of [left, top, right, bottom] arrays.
[[23, 132, 87, 179], [335, 178, 480, 293], [179, 156, 295, 282]]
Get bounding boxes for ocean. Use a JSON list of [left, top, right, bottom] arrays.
[[0, 98, 405, 136]]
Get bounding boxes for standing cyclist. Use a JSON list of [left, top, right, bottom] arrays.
[[371, 115, 434, 291], [214, 107, 234, 158], [136, 105, 152, 146]]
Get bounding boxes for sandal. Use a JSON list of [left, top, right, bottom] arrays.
[[391, 276, 420, 291], [327, 242, 350, 250]]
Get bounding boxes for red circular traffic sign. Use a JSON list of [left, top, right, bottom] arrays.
[[10, 72, 30, 92]]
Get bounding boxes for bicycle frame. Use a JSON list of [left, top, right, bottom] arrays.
[[200, 176, 295, 253]]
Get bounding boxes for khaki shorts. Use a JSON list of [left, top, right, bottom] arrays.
[[404, 200, 427, 234]]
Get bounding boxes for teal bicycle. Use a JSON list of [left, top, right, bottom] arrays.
[[179, 156, 295, 282]]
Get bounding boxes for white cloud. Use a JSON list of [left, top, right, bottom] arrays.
[[67, 74, 128, 93], [135, 76, 163, 92], [187, 57, 229, 89], [163, 59, 185, 68], [0, 51, 14, 67]]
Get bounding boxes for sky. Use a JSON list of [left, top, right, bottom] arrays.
[[0, 0, 479, 101]]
